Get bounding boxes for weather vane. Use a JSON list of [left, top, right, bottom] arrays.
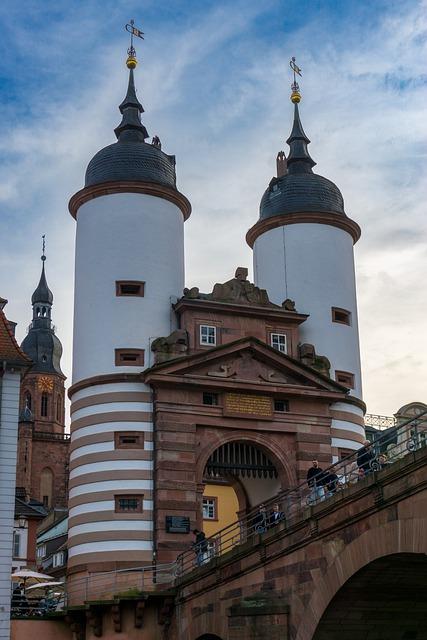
[[125, 19, 144, 62], [41, 235, 46, 262], [289, 56, 302, 104]]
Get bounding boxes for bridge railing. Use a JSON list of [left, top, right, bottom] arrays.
[[176, 410, 427, 577]]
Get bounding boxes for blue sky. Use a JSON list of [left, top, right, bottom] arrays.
[[0, 0, 426, 416]]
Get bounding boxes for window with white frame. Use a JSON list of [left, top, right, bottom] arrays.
[[271, 333, 287, 354], [13, 532, 20, 558], [202, 497, 217, 520], [36, 544, 46, 559], [53, 551, 65, 568], [200, 325, 216, 346]]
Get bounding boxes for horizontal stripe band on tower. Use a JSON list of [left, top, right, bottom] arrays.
[[69, 460, 153, 480], [68, 373, 144, 399], [69, 499, 154, 517], [330, 409, 365, 427], [71, 422, 153, 442], [69, 519, 153, 536], [70, 430, 153, 452], [71, 391, 152, 413], [71, 411, 153, 432], [69, 470, 152, 491], [72, 402, 152, 421], [68, 540, 153, 558], [331, 437, 361, 450], [331, 420, 366, 438], [69, 450, 153, 472], [69, 489, 153, 509], [67, 549, 153, 568], [68, 530, 153, 550], [331, 428, 364, 444], [68, 510, 153, 529]]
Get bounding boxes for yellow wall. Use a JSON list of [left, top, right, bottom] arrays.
[[203, 483, 239, 537]]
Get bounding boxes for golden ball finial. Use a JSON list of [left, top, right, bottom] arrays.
[[126, 55, 138, 69], [291, 90, 301, 104]]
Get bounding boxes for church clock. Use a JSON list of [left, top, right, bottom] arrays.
[[38, 376, 54, 393]]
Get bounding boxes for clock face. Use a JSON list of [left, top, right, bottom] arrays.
[[38, 376, 54, 393]]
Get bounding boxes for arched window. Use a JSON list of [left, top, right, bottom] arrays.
[[40, 468, 54, 509], [41, 393, 48, 417], [56, 395, 62, 422], [24, 391, 32, 411]]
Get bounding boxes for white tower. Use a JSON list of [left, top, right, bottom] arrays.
[[247, 80, 364, 457], [67, 51, 191, 585]]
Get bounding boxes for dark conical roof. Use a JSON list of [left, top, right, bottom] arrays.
[[31, 260, 53, 305], [259, 102, 345, 220], [85, 67, 176, 189]]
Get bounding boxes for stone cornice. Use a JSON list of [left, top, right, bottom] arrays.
[[174, 298, 308, 324], [246, 211, 361, 247], [68, 181, 192, 221]]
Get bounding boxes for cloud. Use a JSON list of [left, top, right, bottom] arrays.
[[0, 0, 426, 417]]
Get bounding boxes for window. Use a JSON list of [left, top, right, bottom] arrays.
[[115, 431, 144, 449], [116, 280, 145, 297], [335, 370, 355, 389], [332, 307, 351, 325], [274, 399, 289, 412], [202, 497, 218, 520], [115, 349, 145, 366], [203, 392, 219, 406], [271, 333, 287, 354], [13, 532, 20, 558], [56, 396, 62, 422], [115, 495, 143, 513], [41, 393, 48, 417], [37, 544, 46, 559], [24, 391, 32, 411], [53, 551, 65, 568], [200, 325, 216, 346]]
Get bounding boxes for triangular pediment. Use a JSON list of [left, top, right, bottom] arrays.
[[145, 337, 347, 394]]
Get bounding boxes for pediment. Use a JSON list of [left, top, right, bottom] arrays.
[[145, 338, 346, 393]]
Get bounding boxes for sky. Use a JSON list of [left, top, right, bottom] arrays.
[[0, 0, 426, 417]]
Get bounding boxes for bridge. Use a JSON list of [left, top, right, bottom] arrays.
[[11, 411, 427, 640]]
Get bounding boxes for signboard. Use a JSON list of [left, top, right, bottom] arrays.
[[165, 516, 190, 534], [224, 393, 273, 420]]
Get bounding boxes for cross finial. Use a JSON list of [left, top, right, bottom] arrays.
[[289, 56, 302, 103], [125, 19, 144, 69], [41, 235, 46, 262]]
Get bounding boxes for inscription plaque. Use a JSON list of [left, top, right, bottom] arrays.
[[165, 516, 190, 534], [224, 393, 273, 419]]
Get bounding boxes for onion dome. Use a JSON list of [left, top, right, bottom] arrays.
[[21, 251, 64, 377], [259, 102, 345, 220], [85, 62, 176, 189]]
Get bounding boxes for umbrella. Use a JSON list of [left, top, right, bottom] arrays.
[[26, 581, 64, 592], [11, 570, 55, 587]]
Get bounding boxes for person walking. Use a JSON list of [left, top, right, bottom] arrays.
[[307, 460, 326, 504], [192, 529, 209, 566], [268, 503, 285, 528], [357, 440, 376, 474]]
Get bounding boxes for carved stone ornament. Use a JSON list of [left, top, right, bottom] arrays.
[[182, 267, 298, 309], [299, 343, 331, 378], [151, 330, 188, 364]]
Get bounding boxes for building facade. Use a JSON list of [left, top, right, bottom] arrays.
[[67, 52, 365, 596]]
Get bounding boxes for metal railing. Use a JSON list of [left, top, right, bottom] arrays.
[[364, 413, 396, 429], [176, 410, 427, 576], [65, 562, 176, 606]]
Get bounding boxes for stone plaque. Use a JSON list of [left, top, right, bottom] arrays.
[[224, 393, 273, 419], [165, 516, 190, 534]]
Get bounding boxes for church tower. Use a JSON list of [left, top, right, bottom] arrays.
[[247, 65, 364, 455], [17, 246, 68, 509], [67, 45, 191, 578]]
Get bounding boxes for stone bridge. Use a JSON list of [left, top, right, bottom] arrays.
[[171, 445, 427, 640]]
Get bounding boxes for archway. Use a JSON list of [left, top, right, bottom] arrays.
[[313, 553, 427, 639]]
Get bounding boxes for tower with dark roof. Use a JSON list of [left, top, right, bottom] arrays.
[[67, 47, 191, 580], [16, 249, 68, 511], [247, 78, 364, 459]]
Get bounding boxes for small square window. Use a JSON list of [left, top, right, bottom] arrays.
[[274, 399, 289, 412], [200, 325, 216, 346], [115, 349, 145, 366], [115, 495, 143, 513], [332, 307, 351, 325], [202, 497, 218, 520], [115, 431, 144, 449], [203, 392, 219, 406], [116, 281, 145, 297], [335, 370, 355, 389], [271, 333, 287, 354]]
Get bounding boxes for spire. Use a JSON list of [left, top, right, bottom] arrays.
[[114, 20, 148, 142], [31, 236, 53, 307], [285, 57, 316, 174]]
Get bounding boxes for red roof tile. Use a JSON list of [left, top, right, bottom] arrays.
[[0, 304, 32, 367]]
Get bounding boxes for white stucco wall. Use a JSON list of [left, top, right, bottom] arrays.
[[0, 371, 21, 640], [253, 223, 362, 399], [72, 192, 185, 382]]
